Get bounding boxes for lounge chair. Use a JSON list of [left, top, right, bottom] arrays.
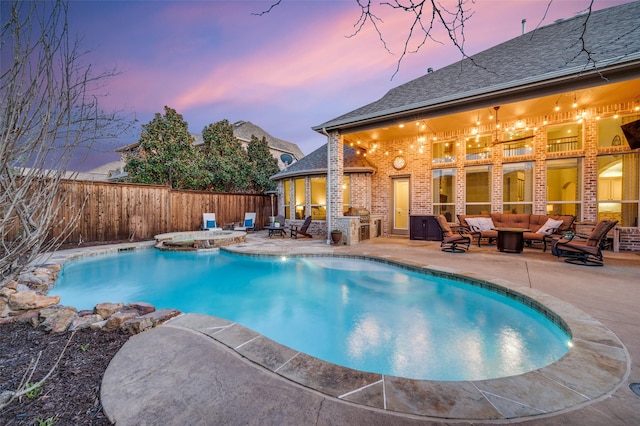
[[234, 212, 257, 233], [202, 213, 222, 231], [552, 219, 618, 266], [435, 215, 471, 253], [290, 216, 312, 239]]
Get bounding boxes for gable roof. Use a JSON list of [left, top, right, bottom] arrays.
[[271, 144, 375, 180], [232, 121, 304, 160], [313, 1, 640, 133]]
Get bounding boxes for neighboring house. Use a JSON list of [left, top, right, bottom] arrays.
[[271, 144, 375, 236], [230, 121, 304, 169], [15, 160, 126, 182], [309, 2, 640, 248], [115, 120, 303, 173]]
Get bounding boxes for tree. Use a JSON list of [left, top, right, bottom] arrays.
[[201, 120, 251, 193], [247, 135, 279, 193], [1, 0, 128, 284], [125, 106, 206, 189]]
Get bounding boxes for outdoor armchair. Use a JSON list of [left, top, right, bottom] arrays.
[[552, 219, 618, 266]]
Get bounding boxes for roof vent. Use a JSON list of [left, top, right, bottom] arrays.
[[522, 19, 526, 34], [427, 67, 434, 73]]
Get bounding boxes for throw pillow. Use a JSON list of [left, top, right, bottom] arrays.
[[206, 220, 216, 229], [465, 217, 481, 232], [244, 218, 253, 227], [477, 217, 495, 231], [536, 218, 564, 235]]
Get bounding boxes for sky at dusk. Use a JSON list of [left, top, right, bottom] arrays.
[[64, 0, 633, 170]]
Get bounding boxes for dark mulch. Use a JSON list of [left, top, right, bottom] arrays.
[[0, 322, 129, 426]]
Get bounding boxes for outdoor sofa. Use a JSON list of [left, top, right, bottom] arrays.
[[457, 213, 575, 251]]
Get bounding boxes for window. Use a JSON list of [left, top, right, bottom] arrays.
[[433, 168, 456, 221], [310, 177, 326, 220], [465, 165, 491, 215], [503, 162, 533, 214], [432, 140, 455, 164], [598, 114, 640, 148], [284, 180, 291, 219], [342, 175, 351, 212], [502, 129, 534, 157], [597, 153, 639, 226], [294, 178, 305, 220], [465, 134, 492, 161], [546, 158, 582, 218], [547, 123, 582, 152]]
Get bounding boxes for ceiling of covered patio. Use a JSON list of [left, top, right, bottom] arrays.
[[341, 78, 640, 150]]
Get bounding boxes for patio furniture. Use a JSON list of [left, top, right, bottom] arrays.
[[234, 212, 257, 233], [202, 213, 221, 231], [434, 215, 471, 253], [290, 216, 312, 239], [552, 219, 618, 266], [265, 225, 287, 238], [458, 213, 575, 250], [494, 228, 530, 253]]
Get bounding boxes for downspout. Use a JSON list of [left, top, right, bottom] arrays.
[[321, 127, 332, 245]]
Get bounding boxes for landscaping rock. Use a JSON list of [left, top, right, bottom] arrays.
[[103, 311, 139, 332], [138, 308, 181, 327], [95, 302, 125, 318], [90, 319, 108, 330], [40, 307, 78, 333], [70, 314, 103, 330], [2, 280, 18, 291], [122, 317, 153, 334], [128, 301, 156, 315], [8, 290, 60, 310], [0, 286, 16, 299]]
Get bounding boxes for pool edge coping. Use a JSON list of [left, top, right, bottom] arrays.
[[45, 242, 630, 421]]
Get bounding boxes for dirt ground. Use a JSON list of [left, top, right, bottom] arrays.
[[0, 322, 129, 426]]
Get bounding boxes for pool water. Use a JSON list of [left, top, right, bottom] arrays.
[[52, 250, 570, 381]]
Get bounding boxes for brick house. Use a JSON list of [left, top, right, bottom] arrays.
[[276, 2, 640, 249]]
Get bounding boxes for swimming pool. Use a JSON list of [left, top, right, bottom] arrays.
[[52, 249, 570, 381]]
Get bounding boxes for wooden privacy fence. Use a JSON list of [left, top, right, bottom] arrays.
[[52, 180, 272, 243]]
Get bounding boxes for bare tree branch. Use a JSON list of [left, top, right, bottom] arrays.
[[1, 0, 131, 284], [252, 0, 283, 16]]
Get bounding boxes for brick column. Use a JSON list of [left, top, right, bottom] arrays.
[[327, 131, 344, 237]]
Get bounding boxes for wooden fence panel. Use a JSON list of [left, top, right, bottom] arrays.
[[48, 180, 271, 243]]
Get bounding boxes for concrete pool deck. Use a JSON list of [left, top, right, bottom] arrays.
[[48, 233, 640, 424]]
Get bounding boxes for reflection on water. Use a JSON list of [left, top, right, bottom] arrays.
[[53, 250, 570, 380]]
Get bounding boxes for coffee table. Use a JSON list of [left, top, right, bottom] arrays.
[[493, 228, 530, 253], [264, 225, 287, 238]]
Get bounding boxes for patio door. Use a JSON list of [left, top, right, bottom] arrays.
[[392, 177, 410, 235]]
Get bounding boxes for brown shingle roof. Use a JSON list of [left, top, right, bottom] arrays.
[[271, 144, 375, 180]]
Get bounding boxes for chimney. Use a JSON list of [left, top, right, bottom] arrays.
[[522, 19, 526, 34]]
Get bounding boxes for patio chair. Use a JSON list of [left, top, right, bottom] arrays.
[[290, 216, 312, 239], [202, 213, 221, 231], [435, 215, 471, 253], [552, 219, 618, 266], [234, 212, 257, 233]]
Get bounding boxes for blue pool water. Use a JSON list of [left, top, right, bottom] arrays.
[[52, 249, 570, 381]]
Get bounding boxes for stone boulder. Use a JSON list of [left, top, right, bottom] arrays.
[[70, 314, 103, 330], [95, 302, 125, 318], [122, 308, 181, 334], [103, 311, 139, 332], [128, 302, 156, 315], [40, 307, 78, 333], [9, 291, 60, 311]]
